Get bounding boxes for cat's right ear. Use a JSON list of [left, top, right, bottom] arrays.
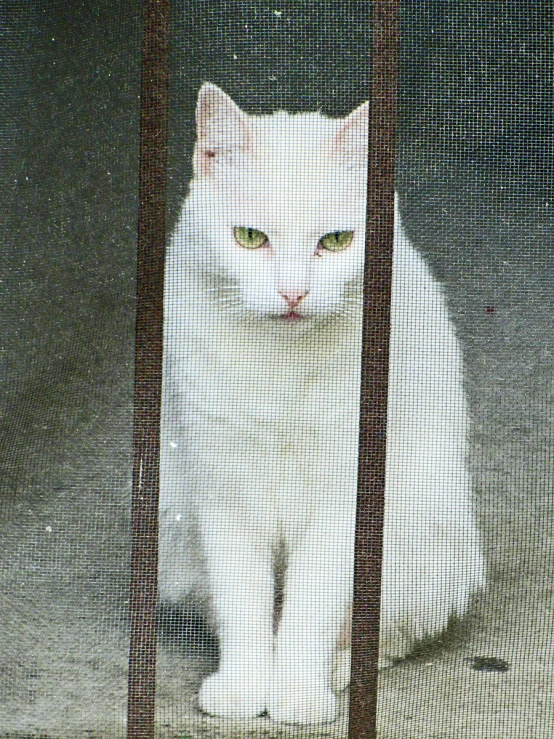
[[333, 101, 369, 160], [193, 83, 251, 176]]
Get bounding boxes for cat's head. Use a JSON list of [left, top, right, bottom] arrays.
[[184, 83, 368, 323]]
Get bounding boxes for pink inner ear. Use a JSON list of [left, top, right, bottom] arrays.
[[333, 102, 369, 156]]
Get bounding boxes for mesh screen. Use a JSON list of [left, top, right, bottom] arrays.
[[1, 2, 553, 738], [0, 1, 140, 736]]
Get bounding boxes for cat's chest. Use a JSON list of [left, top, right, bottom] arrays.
[[168, 319, 361, 432]]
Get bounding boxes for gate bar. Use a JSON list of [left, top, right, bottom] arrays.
[[127, 1, 169, 737], [349, 1, 400, 737]]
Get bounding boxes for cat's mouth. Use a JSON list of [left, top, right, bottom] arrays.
[[281, 311, 305, 323]]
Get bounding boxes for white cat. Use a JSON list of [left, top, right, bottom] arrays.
[[159, 83, 486, 725]]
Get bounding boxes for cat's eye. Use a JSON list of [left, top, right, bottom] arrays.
[[234, 226, 268, 249], [318, 230, 354, 252]]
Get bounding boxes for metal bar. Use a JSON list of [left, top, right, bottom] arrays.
[[127, 1, 169, 737], [348, 1, 400, 737]]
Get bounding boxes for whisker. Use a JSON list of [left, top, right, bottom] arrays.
[[217, 300, 243, 310]]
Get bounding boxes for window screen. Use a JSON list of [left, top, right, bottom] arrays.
[[0, 2, 552, 739]]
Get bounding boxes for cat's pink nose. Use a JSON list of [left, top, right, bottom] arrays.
[[279, 290, 308, 309]]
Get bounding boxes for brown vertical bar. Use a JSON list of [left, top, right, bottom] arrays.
[[349, 1, 400, 738], [127, 1, 169, 738]]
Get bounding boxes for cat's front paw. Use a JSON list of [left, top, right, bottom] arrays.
[[198, 669, 268, 719], [268, 675, 338, 724]]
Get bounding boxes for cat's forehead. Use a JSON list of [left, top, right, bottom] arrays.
[[231, 116, 366, 201], [220, 171, 362, 221], [251, 111, 341, 153]]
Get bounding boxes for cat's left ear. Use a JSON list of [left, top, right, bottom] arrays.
[[333, 101, 369, 159], [193, 83, 252, 176]]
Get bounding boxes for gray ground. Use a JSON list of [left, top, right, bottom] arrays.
[[1, 1, 553, 737]]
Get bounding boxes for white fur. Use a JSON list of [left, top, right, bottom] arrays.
[[159, 84, 486, 724]]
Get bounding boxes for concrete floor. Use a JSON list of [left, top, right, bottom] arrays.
[[1, 2, 552, 737]]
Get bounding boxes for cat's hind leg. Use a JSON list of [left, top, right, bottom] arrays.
[[331, 610, 351, 693]]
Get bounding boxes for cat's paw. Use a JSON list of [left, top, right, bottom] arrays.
[[198, 669, 268, 719], [268, 676, 338, 724]]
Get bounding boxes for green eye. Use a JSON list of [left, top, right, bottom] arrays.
[[234, 226, 268, 249], [319, 230, 354, 252]]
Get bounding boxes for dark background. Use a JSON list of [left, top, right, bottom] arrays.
[[0, 1, 552, 737]]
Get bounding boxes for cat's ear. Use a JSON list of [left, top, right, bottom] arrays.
[[333, 101, 369, 159], [193, 83, 251, 176]]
